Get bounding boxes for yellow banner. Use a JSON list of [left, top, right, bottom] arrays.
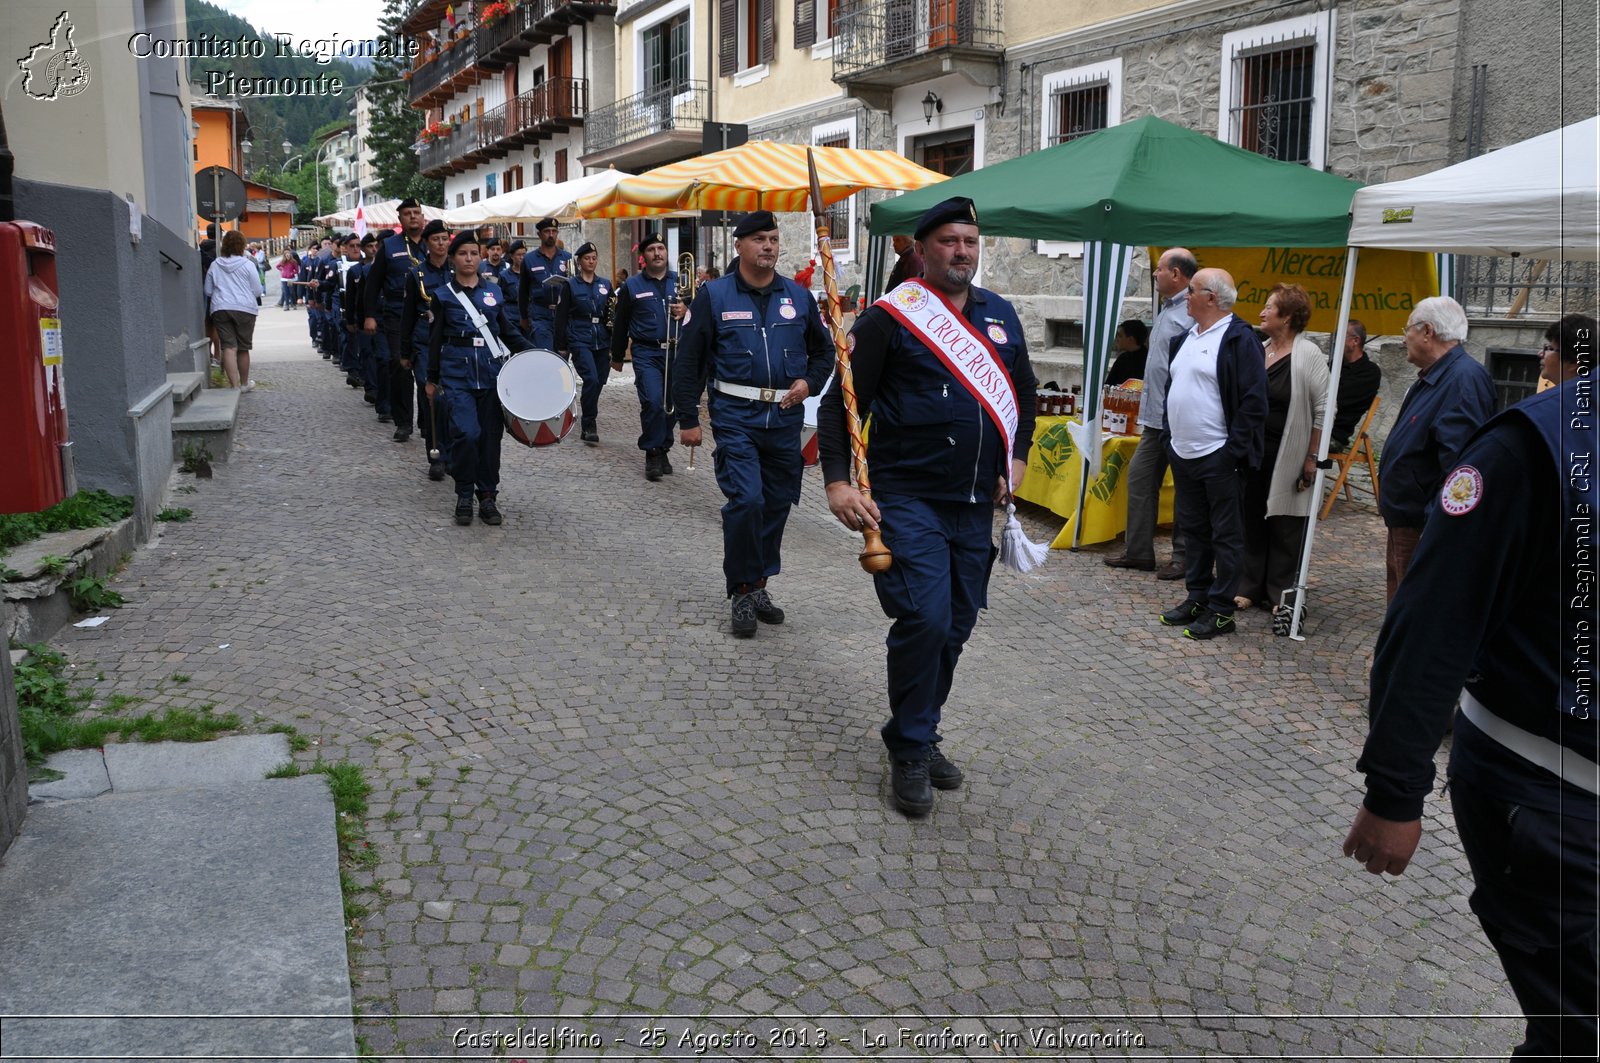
[[1152, 247, 1437, 336]]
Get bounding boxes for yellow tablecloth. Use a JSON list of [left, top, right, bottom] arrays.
[[1016, 416, 1175, 548]]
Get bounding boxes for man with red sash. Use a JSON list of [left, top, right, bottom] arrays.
[[819, 196, 1037, 817]]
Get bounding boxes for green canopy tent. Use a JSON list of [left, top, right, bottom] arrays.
[[868, 115, 1363, 547]]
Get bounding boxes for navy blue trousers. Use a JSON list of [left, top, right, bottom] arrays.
[[572, 343, 609, 428], [873, 493, 995, 759], [440, 386, 503, 499], [1168, 446, 1246, 617], [366, 328, 391, 414], [712, 421, 802, 594], [1452, 779, 1599, 1059], [632, 345, 671, 452], [525, 314, 555, 351], [383, 314, 413, 431]]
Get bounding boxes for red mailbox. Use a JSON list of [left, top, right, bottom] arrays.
[[0, 221, 73, 514]]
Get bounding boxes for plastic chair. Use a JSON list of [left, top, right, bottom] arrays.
[[1319, 395, 1381, 519]]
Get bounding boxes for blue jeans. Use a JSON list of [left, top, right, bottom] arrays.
[[872, 493, 995, 759], [440, 386, 503, 498], [572, 344, 609, 428], [277, 281, 292, 307], [711, 422, 802, 594], [632, 345, 671, 452], [1168, 445, 1245, 616]]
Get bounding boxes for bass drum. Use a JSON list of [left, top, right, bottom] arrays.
[[497, 349, 579, 448]]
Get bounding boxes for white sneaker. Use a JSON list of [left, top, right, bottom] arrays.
[[243, 380, 256, 392]]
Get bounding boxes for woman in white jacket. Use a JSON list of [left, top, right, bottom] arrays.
[[204, 230, 265, 389], [1236, 283, 1329, 615]]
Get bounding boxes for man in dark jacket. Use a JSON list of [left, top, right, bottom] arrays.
[[1158, 267, 1268, 640]]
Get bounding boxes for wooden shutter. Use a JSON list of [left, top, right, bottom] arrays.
[[555, 149, 568, 183], [718, 0, 737, 76], [759, 0, 776, 64], [551, 38, 572, 81], [794, 0, 816, 48]]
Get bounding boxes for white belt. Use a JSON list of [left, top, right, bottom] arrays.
[[712, 379, 786, 403], [1459, 690, 1600, 795]]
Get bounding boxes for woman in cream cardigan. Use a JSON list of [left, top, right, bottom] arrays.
[[1235, 283, 1328, 614]]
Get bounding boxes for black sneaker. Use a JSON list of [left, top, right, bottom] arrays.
[[378, 413, 393, 424], [1159, 599, 1205, 627], [751, 588, 784, 625], [346, 373, 362, 388], [427, 459, 447, 482], [1184, 611, 1236, 640], [363, 391, 377, 405], [890, 758, 934, 816], [454, 497, 473, 526], [730, 592, 757, 637], [927, 746, 963, 791], [660, 451, 674, 475], [645, 450, 664, 482], [581, 424, 598, 446], [393, 427, 411, 443], [478, 495, 503, 526]]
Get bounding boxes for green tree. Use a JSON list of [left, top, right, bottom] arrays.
[[368, 0, 442, 204], [259, 163, 336, 226]]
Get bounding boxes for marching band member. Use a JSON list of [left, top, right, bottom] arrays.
[[332, 233, 364, 381], [673, 211, 832, 637], [363, 198, 428, 441], [481, 236, 521, 311], [609, 232, 683, 481], [819, 196, 1037, 816], [427, 231, 534, 527], [517, 216, 571, 349], [345, 232, 380, 398], [402, 219, 456, 481], [553, 241, 613, 446]]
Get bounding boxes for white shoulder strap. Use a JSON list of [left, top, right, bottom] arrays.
[[450, 283, 510, 360]]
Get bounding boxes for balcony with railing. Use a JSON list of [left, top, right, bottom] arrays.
[[407, 29, 481, 107], [475, 0, 619, 68], [832, 0, 1004, 108], [579, 80, 708, 169], [419, 77, 591, 178]]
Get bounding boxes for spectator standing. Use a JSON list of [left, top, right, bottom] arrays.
[[1234, 283, 1329, 615], [1377, 296, 1495, 600], [276, 252, 300, 309], [885, 234, 923, 288], [204, 230, 264, 390], [1105, 248, 1195, 577]]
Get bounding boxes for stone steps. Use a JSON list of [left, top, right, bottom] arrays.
[[171, 386, 240, 465]]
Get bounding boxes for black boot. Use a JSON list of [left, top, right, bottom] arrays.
[[927, 746, 964, 790], [454, 496, 473, 526], [427, 459, 447, 482], [730, 592, 757, 637], [581, 421, 598, 446], [750, 588, 784, 625], [478, 494, 503, 526], [660, 449, 674, 475], [645, 450, 664, 482]]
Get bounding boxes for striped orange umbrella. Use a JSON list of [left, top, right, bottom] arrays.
[[575, 140, 947, 218]]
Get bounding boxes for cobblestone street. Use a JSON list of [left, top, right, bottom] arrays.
[[51, 309, 1519, 1059]]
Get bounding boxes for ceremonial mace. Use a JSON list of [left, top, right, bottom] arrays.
[[806, 148, 891, 574]]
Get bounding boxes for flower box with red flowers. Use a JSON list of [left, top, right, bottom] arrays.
[[480, 1, 513, 24]]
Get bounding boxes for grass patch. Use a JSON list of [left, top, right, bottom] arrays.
[[179, 442, 214, 475], [156, 507, 193, 523], [265, 722, 312, 752], [0, 489, 134, 554], [267, 757, 380, 928], [13, 644, 241, 772]]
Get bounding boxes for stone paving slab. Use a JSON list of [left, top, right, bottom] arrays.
[[0, 776, 355, 1061], [27, 748, 111, 801], [28, 307, 1527, 1059], [103, 733, 291, 793]]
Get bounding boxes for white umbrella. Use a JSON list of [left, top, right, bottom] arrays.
[[441, 170, 636, 226], [314, 199, 449, 227]]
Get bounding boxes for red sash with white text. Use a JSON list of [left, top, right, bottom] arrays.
[[875, 279, 1022, 488]]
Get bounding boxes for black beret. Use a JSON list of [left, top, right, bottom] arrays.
[[639, 232, 666, 251], [360, 232, 378, 245], [508, 240, 526, 254], [914, 196, 980, 241], [420, 219, 449, 239], [342, 232, 361, 245], [397, 197, 421, 210], [536, 217, 559, 231], [574, 241, 597, 257], [732, 210, 778, 238], [448, 230, 480, 256], [484, 236, 504, 249]]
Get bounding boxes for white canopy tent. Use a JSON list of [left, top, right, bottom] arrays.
[[313, 199, 449, 227], [441, 170, 636, 226], [1290, 116, 1600, 638]]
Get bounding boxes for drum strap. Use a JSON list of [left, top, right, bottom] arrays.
[[450, 284, 511, 361]]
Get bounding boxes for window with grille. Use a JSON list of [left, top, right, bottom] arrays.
[[1049, 83, 1108, 146], [1219, 13, 1332, 169], [818, 135, 850, 254], [644, 12, 691, 94]]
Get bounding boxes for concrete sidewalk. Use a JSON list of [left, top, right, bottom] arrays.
[[0, 736, 356, 1062]]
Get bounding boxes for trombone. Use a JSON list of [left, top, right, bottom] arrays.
[[662, 251, 696, 419]]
